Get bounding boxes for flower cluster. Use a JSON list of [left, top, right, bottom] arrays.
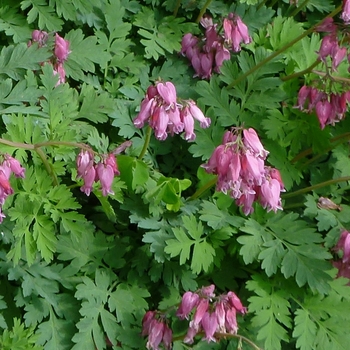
[[133, 81, 211, 141], [177, 285, 247, 344], [0, 155, 25, 223], [295, 86, 349, 129], [202, 128, 284, 215], [141, 285, 246, 349], [316, 19, 347, 72], [76, 150, 119, 196], [333, 229, 350, 280], [141, 311, 172, 350], [29, 30, 70, 85], [296, 17, 350, 129], [180, 13, 251, 79]]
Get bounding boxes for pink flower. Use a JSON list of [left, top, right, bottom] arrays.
[[142, 311, 156, 336], [76, 150, 94, 178], [6, 156, 25, 178], [0, 170, 12, 196], [332, 46, 347, 71], [156, 82, 177, 107], [191, 298, 209, 331], [146, 320, 164, 350], [315, 18, 337, 33], [162, 324, 172, 350], [80, 165, 96, 196], [215, 301, 226, 332], [317, 35, 338, 62], [243, 128, 269, 159], [236, 17, 251, 45], [176, 291, 200, 320], [188, 101, 211, 128], [183, 325, 197, 344], [180, 107, 196, 141], [201, 312, 218, 342], [260, 178, 283, 212], [227, 291, 247, 314], [134, 98, 154, 128], [105, 153, 120, 176], [315, 100, 333, 129], [53, 62, 66, 85], [95, 163, 115, 196], [30, 30, 48, 47], [54, 33, 70, 62], [341, 0, 350, 24], [225, 308, 238, 334], [181, 33, 198, 56]]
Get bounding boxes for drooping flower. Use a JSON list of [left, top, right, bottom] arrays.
[[29, 30, 48, 47], [95, 163, 115, 196], [333, 229, 350, 281], [0, 154, 25, 223], [133, 81, 210, 141], [175, 284, 247, 344], [141, 312, 172, 350], [341, 0, 350, 24], [76, 147, 125, 197], [202, 127, 284, 215], [54, 33, 70, 62]]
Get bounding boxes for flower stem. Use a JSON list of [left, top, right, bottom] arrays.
[[289, 0, 310, 17], [281, 59, 320, 81], [312, 69, 350, 84], [188, 176, 217, 201], [227, 5, 342, 89], [196, 0, 212, 24], [138, 126, 152, 160], [0, 138, 34, 150], [35, 147, 59, 186], [173, 0, 182, 17], [257, 0, 269, 10], [282, 176, 350, 199], [291, 132, 350, 164]]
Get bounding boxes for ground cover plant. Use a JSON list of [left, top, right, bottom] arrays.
[[0, 0, 350, 349]]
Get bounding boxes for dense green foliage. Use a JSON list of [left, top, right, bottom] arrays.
[[0, 0, 350, 349]]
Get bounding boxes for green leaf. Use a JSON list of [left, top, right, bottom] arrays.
[[77, 84, 114, 123], [237, 218, 270, 264], [65, 29, 110, 80], [0, 43, 50, 80], [0, 6, 32, 42], [247, 275, 293, 350], [21, 0, 63, 31]]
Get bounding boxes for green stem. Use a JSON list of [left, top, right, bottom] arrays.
[[282, 176, 350, 199], [0, 138, 34, 150], [227, 5, 342, 89], [172, 332, 262, 350], [34, 140, 92, 151], [289, 0, 310, 17], [138, 126, 152, 160], [312, 69, 350, 84], [281, 59, 320, 81], [188, 176, 217, 201], [35, 147, 59, 186], [257, 0, 269, 10], [195, 0, 212, 24], [291, 132, 350, 164], [173, 0, 182, 17], [268, 0, 279, 8]]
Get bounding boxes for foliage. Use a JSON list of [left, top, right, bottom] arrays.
[[0, 0, 349, 350]]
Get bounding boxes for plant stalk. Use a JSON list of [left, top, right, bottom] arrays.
[[227, 5, 342, 89]]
